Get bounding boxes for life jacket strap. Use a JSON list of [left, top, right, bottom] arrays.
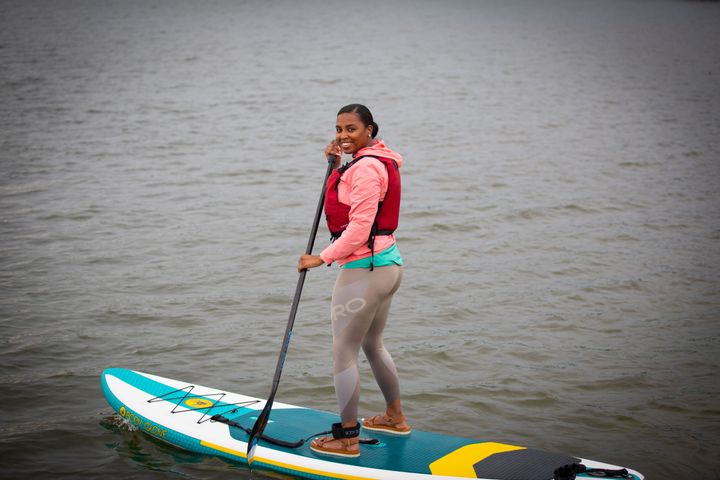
[[330, 229, 394, 241]]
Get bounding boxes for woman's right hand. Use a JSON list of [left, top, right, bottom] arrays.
[[325, 140, 342, 167]]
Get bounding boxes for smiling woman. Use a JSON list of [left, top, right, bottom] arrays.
[[296, 104, 410, 458]]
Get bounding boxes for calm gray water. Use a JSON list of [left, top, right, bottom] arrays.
[[1, 0, 719, 478]]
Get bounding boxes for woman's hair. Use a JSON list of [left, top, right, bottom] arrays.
[[337, 104, 380, 138]]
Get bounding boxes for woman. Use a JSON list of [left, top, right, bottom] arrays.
[[297, 104, 411, 458]]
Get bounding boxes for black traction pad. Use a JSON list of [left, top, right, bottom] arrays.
[[473, 448, 579, 480]]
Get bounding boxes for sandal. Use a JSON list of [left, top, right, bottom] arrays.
[[362, 413, 412, 435], [310, 422, 360, 458]]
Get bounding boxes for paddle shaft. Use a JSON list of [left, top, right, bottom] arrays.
[[247, 155, 337, 464]]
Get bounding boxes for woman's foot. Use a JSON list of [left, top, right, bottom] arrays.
[[362, 412, 412, 435], [310, 436, 360, 458], [309, 421, 361, 458]]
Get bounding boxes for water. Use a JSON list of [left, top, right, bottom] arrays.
[[1, 0, 719, 478]]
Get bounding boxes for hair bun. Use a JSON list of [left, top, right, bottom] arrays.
[[372, 121, 380, 138]]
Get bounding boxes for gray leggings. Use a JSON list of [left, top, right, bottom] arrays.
[[330, 265, 403, 423]]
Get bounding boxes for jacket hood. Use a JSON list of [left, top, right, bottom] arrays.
[[354, 139, 404, 168]]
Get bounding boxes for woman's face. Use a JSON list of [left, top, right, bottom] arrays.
[[336, 112, 373, 155]]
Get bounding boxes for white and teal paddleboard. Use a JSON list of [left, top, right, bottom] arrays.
[[101, 368, 643, 480]]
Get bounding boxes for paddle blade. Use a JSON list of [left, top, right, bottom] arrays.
[[247, 440, 258, 466], [246, 403, 271, 465]]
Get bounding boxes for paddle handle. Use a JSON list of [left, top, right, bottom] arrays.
[[304, 155, 336, 255], [246, 154, 336, 464]]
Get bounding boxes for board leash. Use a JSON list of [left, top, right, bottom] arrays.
[[212, 414, 378, 449]]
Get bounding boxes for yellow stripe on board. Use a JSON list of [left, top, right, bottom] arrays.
[[201, 440, 248, 459], [200, 440, 378, 480], [429, 442, 526, 478]]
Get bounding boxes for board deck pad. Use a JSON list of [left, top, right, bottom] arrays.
[[101, 368, 643, 480], [472, 449, 578, 480]]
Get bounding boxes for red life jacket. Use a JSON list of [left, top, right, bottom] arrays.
[[324, 154, 401, 244]]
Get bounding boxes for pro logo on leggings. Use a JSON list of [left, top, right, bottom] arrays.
[[331, 297, 368, 322]]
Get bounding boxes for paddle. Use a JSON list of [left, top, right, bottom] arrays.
[[246, 154, 337, 465]]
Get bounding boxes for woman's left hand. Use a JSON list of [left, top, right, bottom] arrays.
[[298, 254, 325, 272]]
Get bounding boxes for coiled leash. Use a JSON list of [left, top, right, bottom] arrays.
[[555, 463, 634, 479]]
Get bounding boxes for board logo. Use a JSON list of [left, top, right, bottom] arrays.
[[185, 398, 213, 408], [118, 404, 168, 438]]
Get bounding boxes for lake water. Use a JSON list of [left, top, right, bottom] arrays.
[[1, 0, 719, 478]]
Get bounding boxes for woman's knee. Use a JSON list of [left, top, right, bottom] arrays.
[[362, 340, 384, 359]]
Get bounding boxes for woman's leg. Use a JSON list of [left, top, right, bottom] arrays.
[[331, 268, 377, 425], [313, 265, 406, 455], [362, 266, 403, 409], [360, 266, 411, 431], [330, 266, 403, 424]]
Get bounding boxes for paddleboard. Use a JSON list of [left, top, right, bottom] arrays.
[[101, 368, 643, 480]]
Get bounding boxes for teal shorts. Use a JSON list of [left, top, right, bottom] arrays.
[[341, 243, 404, 269]]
